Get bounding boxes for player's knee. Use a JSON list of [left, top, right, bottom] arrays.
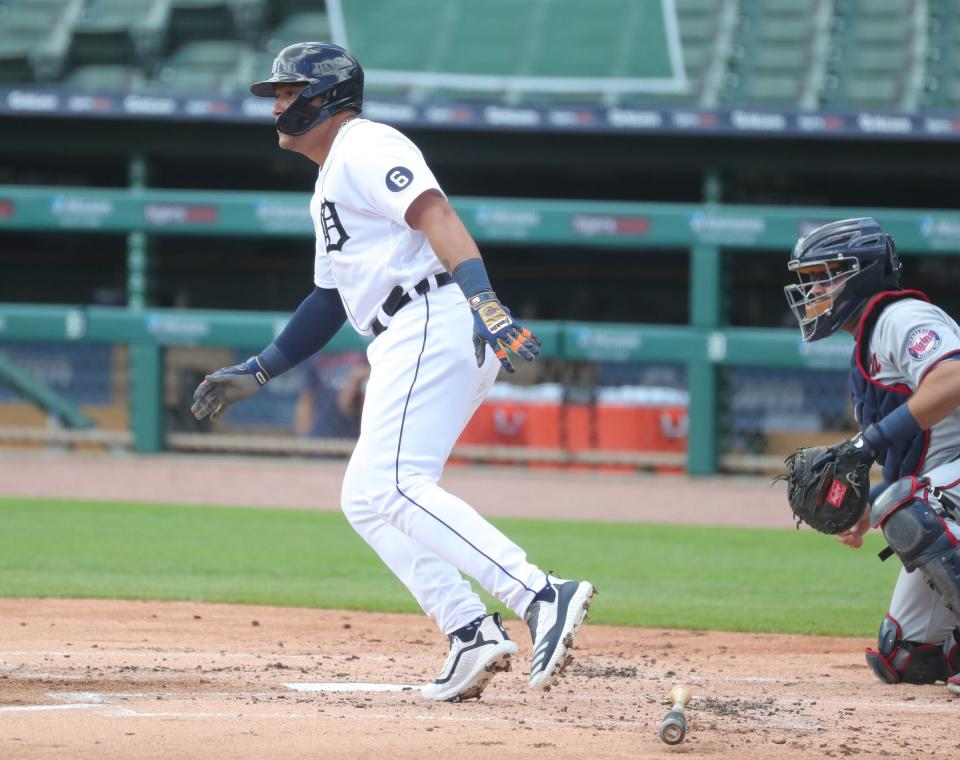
[[361, 472, 402, 517], [871, 478, 960, 615], [870, 478, 954, 571], [865, 614, 954, 684], [365, 470, 435, 523], [340, 460, 374, 522]]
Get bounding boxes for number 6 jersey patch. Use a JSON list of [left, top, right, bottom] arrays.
[[386, 166, 414, 192]]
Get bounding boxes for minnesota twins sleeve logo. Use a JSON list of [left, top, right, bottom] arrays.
[[320, 200, 350, 252], [385, 167, 413, 192], [906, 327, 941, 360]]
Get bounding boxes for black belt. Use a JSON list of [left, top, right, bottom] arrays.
[[371, 272, 454, 336]]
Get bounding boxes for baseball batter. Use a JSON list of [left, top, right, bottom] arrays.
[[784, 217, 960, 692], [189, 42, 595, 701]]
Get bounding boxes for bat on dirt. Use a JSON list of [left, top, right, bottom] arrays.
[[658, 684, 692, 745]]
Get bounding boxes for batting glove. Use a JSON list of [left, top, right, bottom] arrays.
[[190, 356, 271, 421], [469, 291, 541, 373]]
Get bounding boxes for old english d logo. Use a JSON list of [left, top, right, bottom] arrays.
[[320, 200, 350, 252]]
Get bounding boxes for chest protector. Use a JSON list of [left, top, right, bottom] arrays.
[[849, 290, 932, 484]]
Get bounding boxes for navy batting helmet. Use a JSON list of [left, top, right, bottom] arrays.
[[250, 42, 364, 135], [784, 217, 902, 341]]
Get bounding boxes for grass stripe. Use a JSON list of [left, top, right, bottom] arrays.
[[0, 497, 898, 636]]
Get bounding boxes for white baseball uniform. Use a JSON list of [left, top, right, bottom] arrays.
[[310, 118, 548, 633], [866, 298, 960, 655]]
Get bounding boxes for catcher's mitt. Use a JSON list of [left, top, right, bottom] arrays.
[[775, 443, 871, 534]]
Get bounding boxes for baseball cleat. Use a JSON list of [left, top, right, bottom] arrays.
[[525, 575, 596, 690], [421, 612, 518, 702], [948, 674, 960, 696]]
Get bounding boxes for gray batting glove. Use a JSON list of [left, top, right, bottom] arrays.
[[190, 356, 270, 421]]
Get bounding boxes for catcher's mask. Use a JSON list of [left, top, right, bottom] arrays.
[[250, 41, 364, 136], [784, 217, 901, 341]]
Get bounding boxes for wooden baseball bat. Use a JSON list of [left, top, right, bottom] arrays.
[[658, 684, 692, 745]]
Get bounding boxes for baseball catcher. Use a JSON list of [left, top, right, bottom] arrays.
[[782, 218, 960, 691]]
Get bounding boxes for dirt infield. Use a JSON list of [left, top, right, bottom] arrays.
[[0, 453, 955, 758], [1, 599, 955, 760]]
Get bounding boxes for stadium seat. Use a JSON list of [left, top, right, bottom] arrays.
[[0, 41, 38, 84], [165, 0, 263, 48], [945, 78, 960, 109], [166, 39, 253, 70], [718, 0, 820, 108], [752, 45, 807, 73], [1, 5, 64, 38], [740, 73, 803, 106], [763, 0, 810, 18], [0, 0, 80, 81], [676, 0, 718, 14], [64, 63, 147, 91], [856, 0, 912, 19], [853, 18, 909, 45], [265, 0, 317, 23], [839, 74, 901, 109], [146, 66, 240, 94], [851, 47, 907, 74], [69, 0, 153, 68], [265, 12, 331, 54], [146, 39, 255, 93], [755, 17, 811, 45]]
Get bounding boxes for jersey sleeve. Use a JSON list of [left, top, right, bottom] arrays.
[[881, 302, 960, 388], [343, 129, 444, 227]]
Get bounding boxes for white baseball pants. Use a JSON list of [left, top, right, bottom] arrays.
[[340, 284, 548, 634]]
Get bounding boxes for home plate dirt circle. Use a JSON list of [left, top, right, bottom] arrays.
[[0, 598, 955, 760]]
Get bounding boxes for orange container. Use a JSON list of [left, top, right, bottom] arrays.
[[455, 401, 563, 467]]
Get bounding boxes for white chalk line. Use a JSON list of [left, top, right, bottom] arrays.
[[0, 650, 391, 661], [0, 703, 105, 713], [48, 692, 111, 704], [284, 682, 417, 693]]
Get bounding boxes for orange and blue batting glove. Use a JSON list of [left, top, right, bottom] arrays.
[[468, 291, 541, 373]]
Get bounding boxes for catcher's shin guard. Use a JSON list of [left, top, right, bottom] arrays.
[[871, 477, 960, 617], [865, 615, 959, 684]]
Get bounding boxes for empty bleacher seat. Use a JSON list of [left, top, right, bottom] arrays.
[[836, 74, 901, 109], [64, 63, 146, 91], [741, 73, 804, 106], [166, 39, 252, 70], [147, 66, 240, 94], [69, 0, 155, 68], [0, 0, 80, 81], [751, 45, 807, 72], [265, 11, 331, 54], [853, 18, 909, 45], [0, 41, 38, 83], [165, 0, 263, 48]]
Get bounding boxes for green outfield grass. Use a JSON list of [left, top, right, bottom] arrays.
[[0, 497, 899, 637]]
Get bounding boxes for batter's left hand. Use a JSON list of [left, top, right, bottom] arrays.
[[190, 357, 270, 421], [468, 291, 540, 373]]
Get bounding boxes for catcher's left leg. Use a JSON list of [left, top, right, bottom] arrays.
[[870, 477, 960, 618], [867, 476, 960, 685]]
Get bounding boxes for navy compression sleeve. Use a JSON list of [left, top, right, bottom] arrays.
[[256, 287, 347, 379]]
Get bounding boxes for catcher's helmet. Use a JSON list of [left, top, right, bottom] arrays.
[[250, 42, 364, 135], [784, 217, 901, 342]]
